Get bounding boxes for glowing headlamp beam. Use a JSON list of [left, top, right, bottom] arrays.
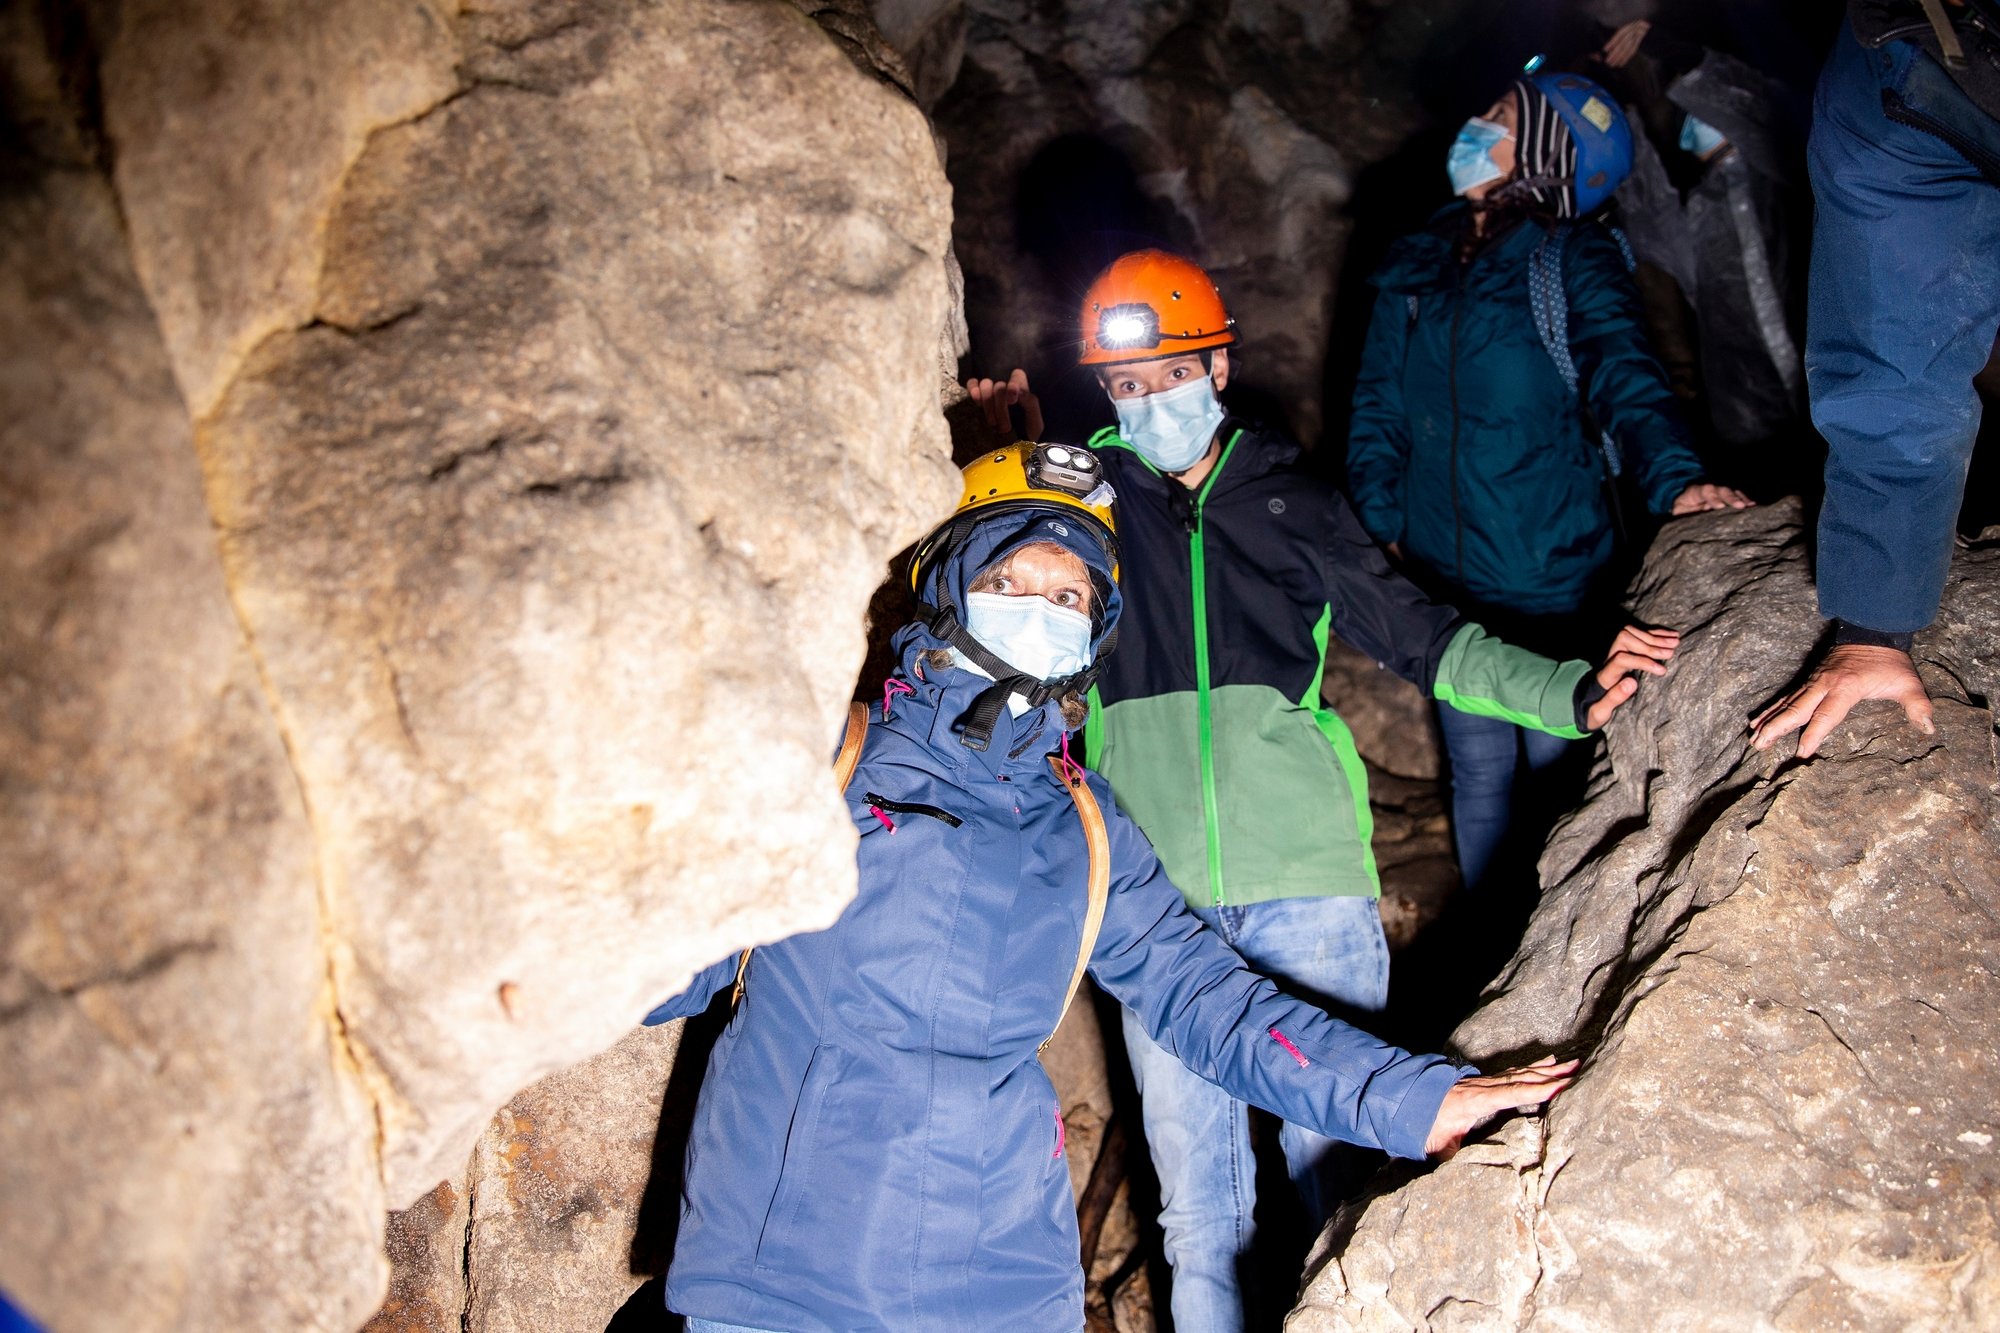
[[1101, 314, 1150, 346]]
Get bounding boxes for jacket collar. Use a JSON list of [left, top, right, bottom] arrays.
[[884, 624, 1071, 782], [1093, 421, 1298, 503]]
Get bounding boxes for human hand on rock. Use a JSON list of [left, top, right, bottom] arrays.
[[1671, 482, 1754, 515], [1599, 19, 1651, 68], [1587, 624, 1680, 730], [1749, 644, 1935, 759], [1424, 1056, 1578, 1159], [964, 368, 1044, 442]]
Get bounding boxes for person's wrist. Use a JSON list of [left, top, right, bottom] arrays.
[[1574, 673, 1610, 731], [1830, 620, 1915, 654]]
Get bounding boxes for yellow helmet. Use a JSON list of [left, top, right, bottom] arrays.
[[908, 442, 1119, 598], [905, 442, 1121, 752]]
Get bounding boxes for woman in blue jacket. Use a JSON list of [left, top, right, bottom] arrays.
[[1345, 70, 1751, 894], [643, 449, 1575, 1332]]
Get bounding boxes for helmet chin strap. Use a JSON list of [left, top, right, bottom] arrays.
[[920, 603, 1099, 752]]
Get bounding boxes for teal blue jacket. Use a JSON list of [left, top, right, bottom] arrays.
[[1346, 207, 1705, 617]]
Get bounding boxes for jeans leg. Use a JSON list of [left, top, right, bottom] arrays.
[[1224, 895, 1392, 1226], [1436, 704, 1523, 894], [1521, 726, 1576, 774], [1121, 998, 1254, 1333]]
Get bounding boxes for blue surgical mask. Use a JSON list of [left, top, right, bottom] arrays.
[[1112, 375, 1225, 474], [1678, 113, 1728, 158], [954, 592, 1093, 713], [1447, 116, 1509, 196]]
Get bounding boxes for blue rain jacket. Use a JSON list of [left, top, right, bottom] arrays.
[[1808, 16, 2000, 633], [642, 513, 1469, 1332], [1346, 205, 1705, 617]]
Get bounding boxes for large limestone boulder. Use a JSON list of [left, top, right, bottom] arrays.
[[1290, 501, 2000, 1331], [1, 0, 959, 1328], [0, 74, 381, 1333]]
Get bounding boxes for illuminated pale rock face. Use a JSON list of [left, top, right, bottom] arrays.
[[0, 1, 958, 1328], [1292, 500, 2000, 1332]]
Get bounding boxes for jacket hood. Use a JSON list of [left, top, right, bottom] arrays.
[[891, 504, 1121, 762]]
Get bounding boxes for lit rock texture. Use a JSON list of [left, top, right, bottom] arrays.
[[364, 1024, 685, 1333], [0, 1, 959, 1328], [1290, 500, 2000, 1331]]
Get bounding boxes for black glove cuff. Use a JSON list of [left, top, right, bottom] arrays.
[[1830, 620, 1915, 653], [1574, 674, 1610, 733]]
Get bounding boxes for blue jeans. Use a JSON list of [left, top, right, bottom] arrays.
[[1436, 705, 1576, 894], [1120, 893, 1389, 1333]]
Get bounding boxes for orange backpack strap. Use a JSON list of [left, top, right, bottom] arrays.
[[734, 702, 871, 1007], [832, 700, 869, 793], [1041, 754, 1111, 1052]]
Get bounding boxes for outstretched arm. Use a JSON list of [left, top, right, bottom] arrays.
[[1086, 776, 1570, 1158]]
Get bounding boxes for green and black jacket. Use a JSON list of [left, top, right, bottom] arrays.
[[1084, 421, 1592, 910]]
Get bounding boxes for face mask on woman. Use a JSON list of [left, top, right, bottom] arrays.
[[954, 592, 1093, 713], [1447, 116, 1510, 196], [1112, 375, 1225, 474]]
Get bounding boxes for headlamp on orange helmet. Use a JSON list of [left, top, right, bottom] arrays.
[[1078, 250, 1236, 366]]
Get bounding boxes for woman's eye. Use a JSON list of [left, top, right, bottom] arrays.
[[1053, 589, 1083, 608], [1169, 366, 1187, 380]]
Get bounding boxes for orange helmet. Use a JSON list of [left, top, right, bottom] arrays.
[[1078, 250, 1237, 366]]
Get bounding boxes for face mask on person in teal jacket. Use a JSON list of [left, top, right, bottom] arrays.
[[1447, 116, 1511, 195]]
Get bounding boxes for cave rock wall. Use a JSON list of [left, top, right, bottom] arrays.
[[1290, 502, 2000, 1331], [0, 2, 960, 1329]]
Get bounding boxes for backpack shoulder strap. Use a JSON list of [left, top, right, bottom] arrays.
[[832, 700, 869, 792], [1041, 754, 1112, 1053], [1527, 222, 1627, 479], [734, 702, 871, 1006]]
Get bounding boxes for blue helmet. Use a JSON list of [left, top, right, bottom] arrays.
[[1522, 71, 1632, 215]]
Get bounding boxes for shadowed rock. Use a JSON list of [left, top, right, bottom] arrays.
[[1290, 501, 2000, 1331]]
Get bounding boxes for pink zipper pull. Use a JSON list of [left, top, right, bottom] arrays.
[[1053, 1104, 1066, 1159], [882, 677, 915, 719], [868, 803, 896, 834]]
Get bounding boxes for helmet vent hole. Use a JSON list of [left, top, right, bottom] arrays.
[[1171, 290, 1182, 300]]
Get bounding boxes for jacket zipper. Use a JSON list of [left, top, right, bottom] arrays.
[[1447, 285, 1466, 585], [861, 793, 963, 827], [1189, 430, 1242, 907]]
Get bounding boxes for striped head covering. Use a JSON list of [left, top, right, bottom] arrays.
[[1497, 77, 1579, 219]]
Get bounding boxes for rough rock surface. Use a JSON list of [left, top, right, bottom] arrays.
[[1290, 501, 2000, 1331], [1, 1, 959, 1329], [195, 0, 959, 1203], [0, 46, 380, 1332], [364, 1024, 684, 1333]]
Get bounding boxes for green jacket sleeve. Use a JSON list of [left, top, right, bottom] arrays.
[[1433, 622, 1593, 739], [1343, 286, 1415, 546], [1563, 225, 1706, 516]]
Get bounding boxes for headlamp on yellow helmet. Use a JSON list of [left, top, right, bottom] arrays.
[[911, 442, 1119, 597]]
